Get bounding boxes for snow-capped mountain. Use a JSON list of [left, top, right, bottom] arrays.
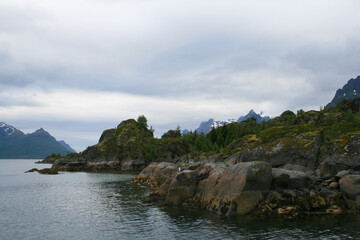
[[193, 110, 270, 135], [0, 122, 24, 137], [195, 118, 237, 135], [237, 109, 270, 123]]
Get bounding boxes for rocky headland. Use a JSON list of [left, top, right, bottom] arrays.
[[38, 98, 360, 218]]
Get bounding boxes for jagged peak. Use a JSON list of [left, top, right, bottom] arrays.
[[327, 75, 360, 108], [29, 128, 53, 138], [34, 128, 47, 133]]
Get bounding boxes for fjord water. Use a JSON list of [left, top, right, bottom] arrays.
[[1, 160, 359, 240]]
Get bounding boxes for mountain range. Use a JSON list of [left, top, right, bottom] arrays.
[[191, 109, 270, 135], [190, 75, 360, 135], [0, 122, 76, 159]]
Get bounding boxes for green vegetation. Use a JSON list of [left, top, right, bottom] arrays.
[[63, 98, 360, 163], [176, 98, 360, 158]]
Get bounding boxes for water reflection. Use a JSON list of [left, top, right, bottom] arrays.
[[1, 160, 360, 240], [84, 172, 360, 239]]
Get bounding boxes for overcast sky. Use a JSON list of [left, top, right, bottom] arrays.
[[1, 0, 360, 151]]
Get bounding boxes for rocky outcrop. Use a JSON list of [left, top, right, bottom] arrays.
[[46, 119, 157, 172], [193, 162, 272, 215], [135, 161, 359, 218], [230, 131, 322, 170], [318, 135, 360, 177], [45, 118, 191, 172], [99, 129, 116, 143], [50, 157, 147, 173], [136, 161, 272, 216]]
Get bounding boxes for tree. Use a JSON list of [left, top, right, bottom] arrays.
[[137, 115, 148, 130]]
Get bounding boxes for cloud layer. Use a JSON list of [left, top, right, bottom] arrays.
[[1, 0, 360, 151]]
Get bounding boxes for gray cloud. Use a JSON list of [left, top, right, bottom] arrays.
[[1, 0, 360, 150]]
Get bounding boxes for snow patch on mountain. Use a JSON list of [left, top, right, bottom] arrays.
[[0, 122, 23, 136], [192, 110, 270, 135]]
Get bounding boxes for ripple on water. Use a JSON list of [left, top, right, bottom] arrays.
[[1, 160, 360, 240]]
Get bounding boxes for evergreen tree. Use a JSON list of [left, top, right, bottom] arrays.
[[137, 115, 148, 130]]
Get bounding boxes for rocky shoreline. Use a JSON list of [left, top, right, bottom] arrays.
[[134, 161, 360, 218], [29, 98, 360, 218]]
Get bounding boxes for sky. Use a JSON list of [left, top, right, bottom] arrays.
[[1, 0, 360, 152]]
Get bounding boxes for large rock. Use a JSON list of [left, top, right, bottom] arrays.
[[318, 160, 342, 177], [195, 161, 272, 215], [339, 175, 360, 200], [134, 162, 178, 189], [272, 168, 308, 189], [165, 170, 198, 205], [135, 161, 272, 216]]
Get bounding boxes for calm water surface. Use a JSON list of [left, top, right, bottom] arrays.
[[1, 160, 359, 240]]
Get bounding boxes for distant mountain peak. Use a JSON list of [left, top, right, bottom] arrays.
[[327, 75, 360, 108], [0, 122, 24, 137], [237, 110, 270, 123], [31, 128, 52, 136], [194, 110, 270, 135]]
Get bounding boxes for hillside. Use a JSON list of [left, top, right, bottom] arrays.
[[51, 98, 360, 174], [49, 116, 188, 171]]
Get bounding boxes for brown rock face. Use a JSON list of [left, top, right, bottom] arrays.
[[192, 161, 272, 216], [339, 175, 360, 200]]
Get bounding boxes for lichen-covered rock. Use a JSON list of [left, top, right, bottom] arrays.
[[318, 135, 360, 177], [236, 131, 321, 170], [134, 162, 178, 189], [99, 129, 116, 143]]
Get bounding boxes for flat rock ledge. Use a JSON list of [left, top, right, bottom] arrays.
[[25, 168, 59, 175], [48, 158, 147, 173], [135, 161, 360, 218]]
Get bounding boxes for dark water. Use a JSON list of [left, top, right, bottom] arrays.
[[1, 160, 359, 240]]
